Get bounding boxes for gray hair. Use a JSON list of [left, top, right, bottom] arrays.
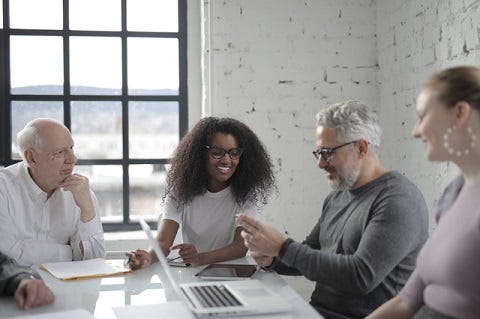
[[17, 124, 42, 160], [316, 100, 381, 152]]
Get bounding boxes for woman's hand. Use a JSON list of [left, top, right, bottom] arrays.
[[126, 249, 153, 270], [171, 243, 204, 265]]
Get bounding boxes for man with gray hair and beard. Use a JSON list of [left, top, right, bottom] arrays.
[[238, 101, 429, 319]]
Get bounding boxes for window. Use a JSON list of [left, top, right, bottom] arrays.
[[0, 0, 188, 231]]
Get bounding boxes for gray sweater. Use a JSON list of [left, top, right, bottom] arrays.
[[0, 252, 41, 296], [271, 171, 429, 319]]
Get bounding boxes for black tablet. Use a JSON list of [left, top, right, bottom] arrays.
[[194, 264, 258, 280]]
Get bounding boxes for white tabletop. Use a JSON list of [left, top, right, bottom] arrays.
[[0, 258, 322, 319]]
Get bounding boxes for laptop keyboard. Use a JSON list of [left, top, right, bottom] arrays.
[[190, 285, 243, 308]]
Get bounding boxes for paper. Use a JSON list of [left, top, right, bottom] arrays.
[[114, 301, 195, 319], [41, 258, 131, 280], [4, 309, 95, 319]]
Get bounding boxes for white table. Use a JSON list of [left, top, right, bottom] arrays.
[[0, 258, 322, 318]]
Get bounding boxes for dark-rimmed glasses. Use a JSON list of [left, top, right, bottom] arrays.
[[204, 145, 244, 160], [312, 140, 358, 161]]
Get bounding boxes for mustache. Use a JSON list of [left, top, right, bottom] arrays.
[[323, 166, 336, 174]]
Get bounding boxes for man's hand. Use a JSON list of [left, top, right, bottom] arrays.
[[61, 173, 95, 222], [237, 214, 286, 257], [250, 251, 275, 268], [15, 278, 54, 310], [171, 243, 203, 265]]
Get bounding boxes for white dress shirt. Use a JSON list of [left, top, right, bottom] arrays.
[[0, 162, 105, 266]]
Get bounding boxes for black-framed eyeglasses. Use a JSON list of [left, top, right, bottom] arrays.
[[204, 145, 244, 160], [312, 140, 358, 161]]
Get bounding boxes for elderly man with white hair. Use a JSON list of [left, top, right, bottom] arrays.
[[238, 101, 429, 319], [0, 118, 105, 266]]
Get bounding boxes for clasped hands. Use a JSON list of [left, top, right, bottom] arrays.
[[236, 214, 286, 268], [127, 243, 204, 270]]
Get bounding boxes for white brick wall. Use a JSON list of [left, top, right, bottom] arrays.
[[199, 0, 480, 300]]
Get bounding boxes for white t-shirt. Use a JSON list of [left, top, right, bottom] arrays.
[[0, 162, 105, 266], [161, 186, 258, 253]]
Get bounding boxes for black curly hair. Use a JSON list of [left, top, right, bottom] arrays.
[[165, 117, 275, 208]]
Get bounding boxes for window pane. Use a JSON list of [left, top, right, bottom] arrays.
[[129, 101, 179, 159], [127, 0, 178, 32], [10, 36, 63, 95], [75, 165, 123, 222], [0, 1, 3, 29], [71, 101, 122, 159], [70, 36, 122, 95], [128, 38, 179, 95], [129, 164, 167, 220], [70, 0, 121, 31], [11, 101, 63, 160], [9, 0, 62, 30]]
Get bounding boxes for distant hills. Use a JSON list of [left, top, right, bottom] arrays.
[[10, 85, 180, 135]]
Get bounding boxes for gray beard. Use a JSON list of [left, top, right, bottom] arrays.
[[328, 153, 360, 191]]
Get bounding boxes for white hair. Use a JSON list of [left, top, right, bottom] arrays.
[[16, 124, 42, 160], [315, 100, 381, 153]]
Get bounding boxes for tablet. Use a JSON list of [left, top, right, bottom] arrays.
[[194, 264, 258, 280]]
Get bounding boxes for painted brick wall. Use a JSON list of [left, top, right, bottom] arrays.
[[376, 0, 480, 227], [202, 0, 480, 300], [207, 0, 376, 233]]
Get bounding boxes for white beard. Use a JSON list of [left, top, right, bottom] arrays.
[[328, 152, 360, 191]]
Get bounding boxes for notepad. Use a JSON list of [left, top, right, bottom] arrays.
[[41, 258, 131, 280]]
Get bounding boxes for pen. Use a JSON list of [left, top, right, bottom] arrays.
[[123, 253, 132, 268], [167, 256, 191, 267], [167, 256, 182, 262]]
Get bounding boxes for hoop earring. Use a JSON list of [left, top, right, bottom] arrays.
[[443, 125, 477, 157]]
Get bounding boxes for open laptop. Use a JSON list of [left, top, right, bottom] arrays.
[[139, 218, 291, 317]]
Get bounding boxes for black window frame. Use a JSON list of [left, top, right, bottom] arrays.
[[0, 0, 188, 231]]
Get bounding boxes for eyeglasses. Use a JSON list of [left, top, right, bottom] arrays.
[[312, 140, 358, 161], [204, 145, 244, 160]]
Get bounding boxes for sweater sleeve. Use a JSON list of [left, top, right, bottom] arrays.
[[270, 220, 321, 275], [0, 252, 41, 296]]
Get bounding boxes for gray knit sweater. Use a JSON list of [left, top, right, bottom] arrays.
[[271, 171, 429, 319]]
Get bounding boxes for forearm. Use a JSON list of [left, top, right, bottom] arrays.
[[71, 210, 105, 260], [198, 242, 248, 265], [366, 296, 414, 319], [75, 233, 105, 260], [269, 257, 302, 276], [1, 240, 73, 266], [279, 241, 379, 294], [0, 253, 40, 296], [79, 200, 96, 222]]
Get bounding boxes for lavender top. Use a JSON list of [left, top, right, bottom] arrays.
[[399, 176, 480, 319]]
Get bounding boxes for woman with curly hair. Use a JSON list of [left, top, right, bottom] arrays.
[[128, 117, 275, 269]]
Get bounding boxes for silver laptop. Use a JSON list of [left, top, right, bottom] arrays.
[[139, 218, 291, 317]]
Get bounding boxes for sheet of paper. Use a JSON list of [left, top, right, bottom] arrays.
[[114, 301, 195, 319], [4, 309, 95, 319], [41, 258, 131, 280]]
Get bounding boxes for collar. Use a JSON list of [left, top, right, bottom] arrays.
[[19, 162, 50, 203]]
